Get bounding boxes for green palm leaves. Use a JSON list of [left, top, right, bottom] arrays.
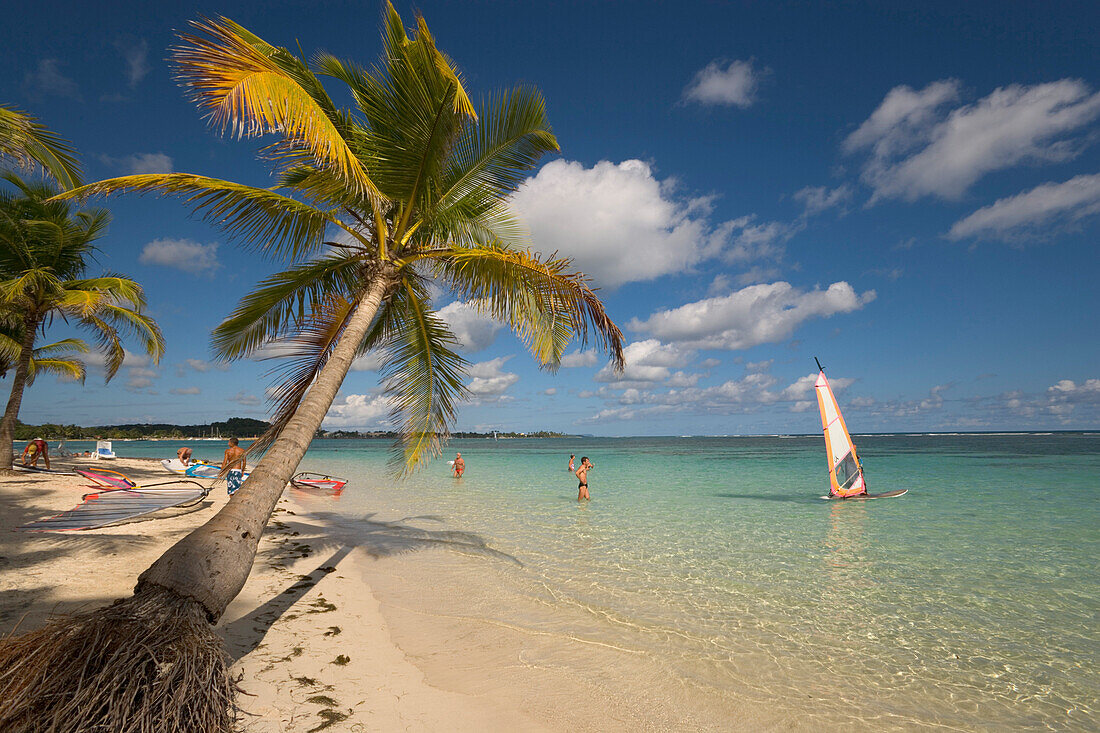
[[0, 105, 83, 191], [59, 3, 624, 473]]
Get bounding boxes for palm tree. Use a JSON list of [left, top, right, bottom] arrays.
[[0, 172, 165, 468], [0, 7, 622, 731], [0, 105, 82, 190]]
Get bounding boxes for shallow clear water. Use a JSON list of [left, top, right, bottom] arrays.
[[87, 434, 1099, 729]]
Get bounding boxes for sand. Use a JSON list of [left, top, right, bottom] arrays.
[[0, 456, 546, 732]]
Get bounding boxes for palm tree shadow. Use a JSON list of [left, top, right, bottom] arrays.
[[310, 511, 523, 566], [220, 545, 353, 664]]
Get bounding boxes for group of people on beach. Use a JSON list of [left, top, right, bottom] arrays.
[[178, 440, 248, 494]]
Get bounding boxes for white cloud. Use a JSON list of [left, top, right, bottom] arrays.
[[595, 339, 693, 385], [948, 173, 1100, 241], [577, 369, 852, 424], [84, 350, 150, 370], [170, 386, 201, 395], [101, 153, 174, 175], [846, 79, 1100, 202], [139, 238, 220, 276], [511, 160, 741, 287], [543, 387, 557, 396], [323, 392, 394, 428], [125, 366, 159, 391], [230, 391, 261, 406], [682, 59, 764, 108], [350, 351, 387, 372], [560, 349, 599, 368], [437, 300, 501, 352], [117, 38, 149, 87], [720, 215, 801, 263], [182, 357, 227, 373], [793, 185, 852, 217], [466, 356, 520, 397], [24, 59, 80, 99], [629, 281, 875, 350]]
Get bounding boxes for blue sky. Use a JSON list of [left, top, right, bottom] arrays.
[[3, 0, 1099, 435]]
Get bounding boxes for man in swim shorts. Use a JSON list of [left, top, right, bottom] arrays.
[[452, 452, 465, 478], [221, 437, 247, 495], [575, 456, 592, 501]]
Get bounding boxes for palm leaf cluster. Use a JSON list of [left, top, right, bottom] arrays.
[[63, 3, 624, 472], [0, 105, 82, 191]]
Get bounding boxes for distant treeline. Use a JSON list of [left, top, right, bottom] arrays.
[[14, 417, 271, 440]]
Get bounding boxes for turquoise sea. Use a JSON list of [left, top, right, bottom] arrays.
[[63, 433, 1099, 729]]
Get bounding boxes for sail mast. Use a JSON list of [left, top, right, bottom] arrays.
[[813, 358, 866, 498]]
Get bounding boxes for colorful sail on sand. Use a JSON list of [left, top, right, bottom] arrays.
[[813, 358, 908, 500]]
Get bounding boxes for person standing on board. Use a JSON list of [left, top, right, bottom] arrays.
[[575, 456, 593, 501], [452, 452, 465, 478], [221, 437, 247, 495], [177, 445, 193, 467], [568, 454, 575, 472]]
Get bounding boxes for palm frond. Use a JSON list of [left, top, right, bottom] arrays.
[[211, 254, 367, 361], [27, 356, 86, 385], [54, 174, 344, 260], [0, 105, 83, 190], [173, 17, 382, 202], [248, 294, 357, 456], [379, 282, 468, 474], [427, 246, 624, 371]]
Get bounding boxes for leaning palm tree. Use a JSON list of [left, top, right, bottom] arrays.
[[0, 6, 622, 732], [0, 105, 82, 190], [0, 172, 164, 468]]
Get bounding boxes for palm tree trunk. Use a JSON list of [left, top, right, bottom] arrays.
[[137, 268, 398, 620], [0, 316, 38, 470]]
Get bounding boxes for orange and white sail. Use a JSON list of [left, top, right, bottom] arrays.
[[814, 369, 866, 498]]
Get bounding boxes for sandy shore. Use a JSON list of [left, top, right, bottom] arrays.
[[0, 457, 545, 732]]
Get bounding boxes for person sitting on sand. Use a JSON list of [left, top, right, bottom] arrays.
[[575, 456, 593, 501], [221, 437, 247, 495], [452, 452, 465, 478], [177, 445, 193, 466], [21, 437, 50, 470]]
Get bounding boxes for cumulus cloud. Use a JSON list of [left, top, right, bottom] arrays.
[[170, 386, 201, 395], [682, 59, 765, 108], [948, 173, 1100, 241], [578, 369, 852, 424], [466, 356, 520, 397], [793, 185, 852, 217], [543, 387, 557, 396], [323, 392, 394, 428], [139, 238, 220, 276], [560, 349, 599, 368], [350, 351, 387, 372], [595, 339, 693, 385], [24, 59, 80, 99], [629, 281, 875, 350], [720, 215, 802, 263], [511, 160, 764, 287], [845, 79, 1100, 202], [437, 300, 501, 352], [100, 153, 174, 175]]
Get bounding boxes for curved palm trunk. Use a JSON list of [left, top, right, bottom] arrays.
[[0, 317, 38, 470], [138, 268, 397, 620]]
